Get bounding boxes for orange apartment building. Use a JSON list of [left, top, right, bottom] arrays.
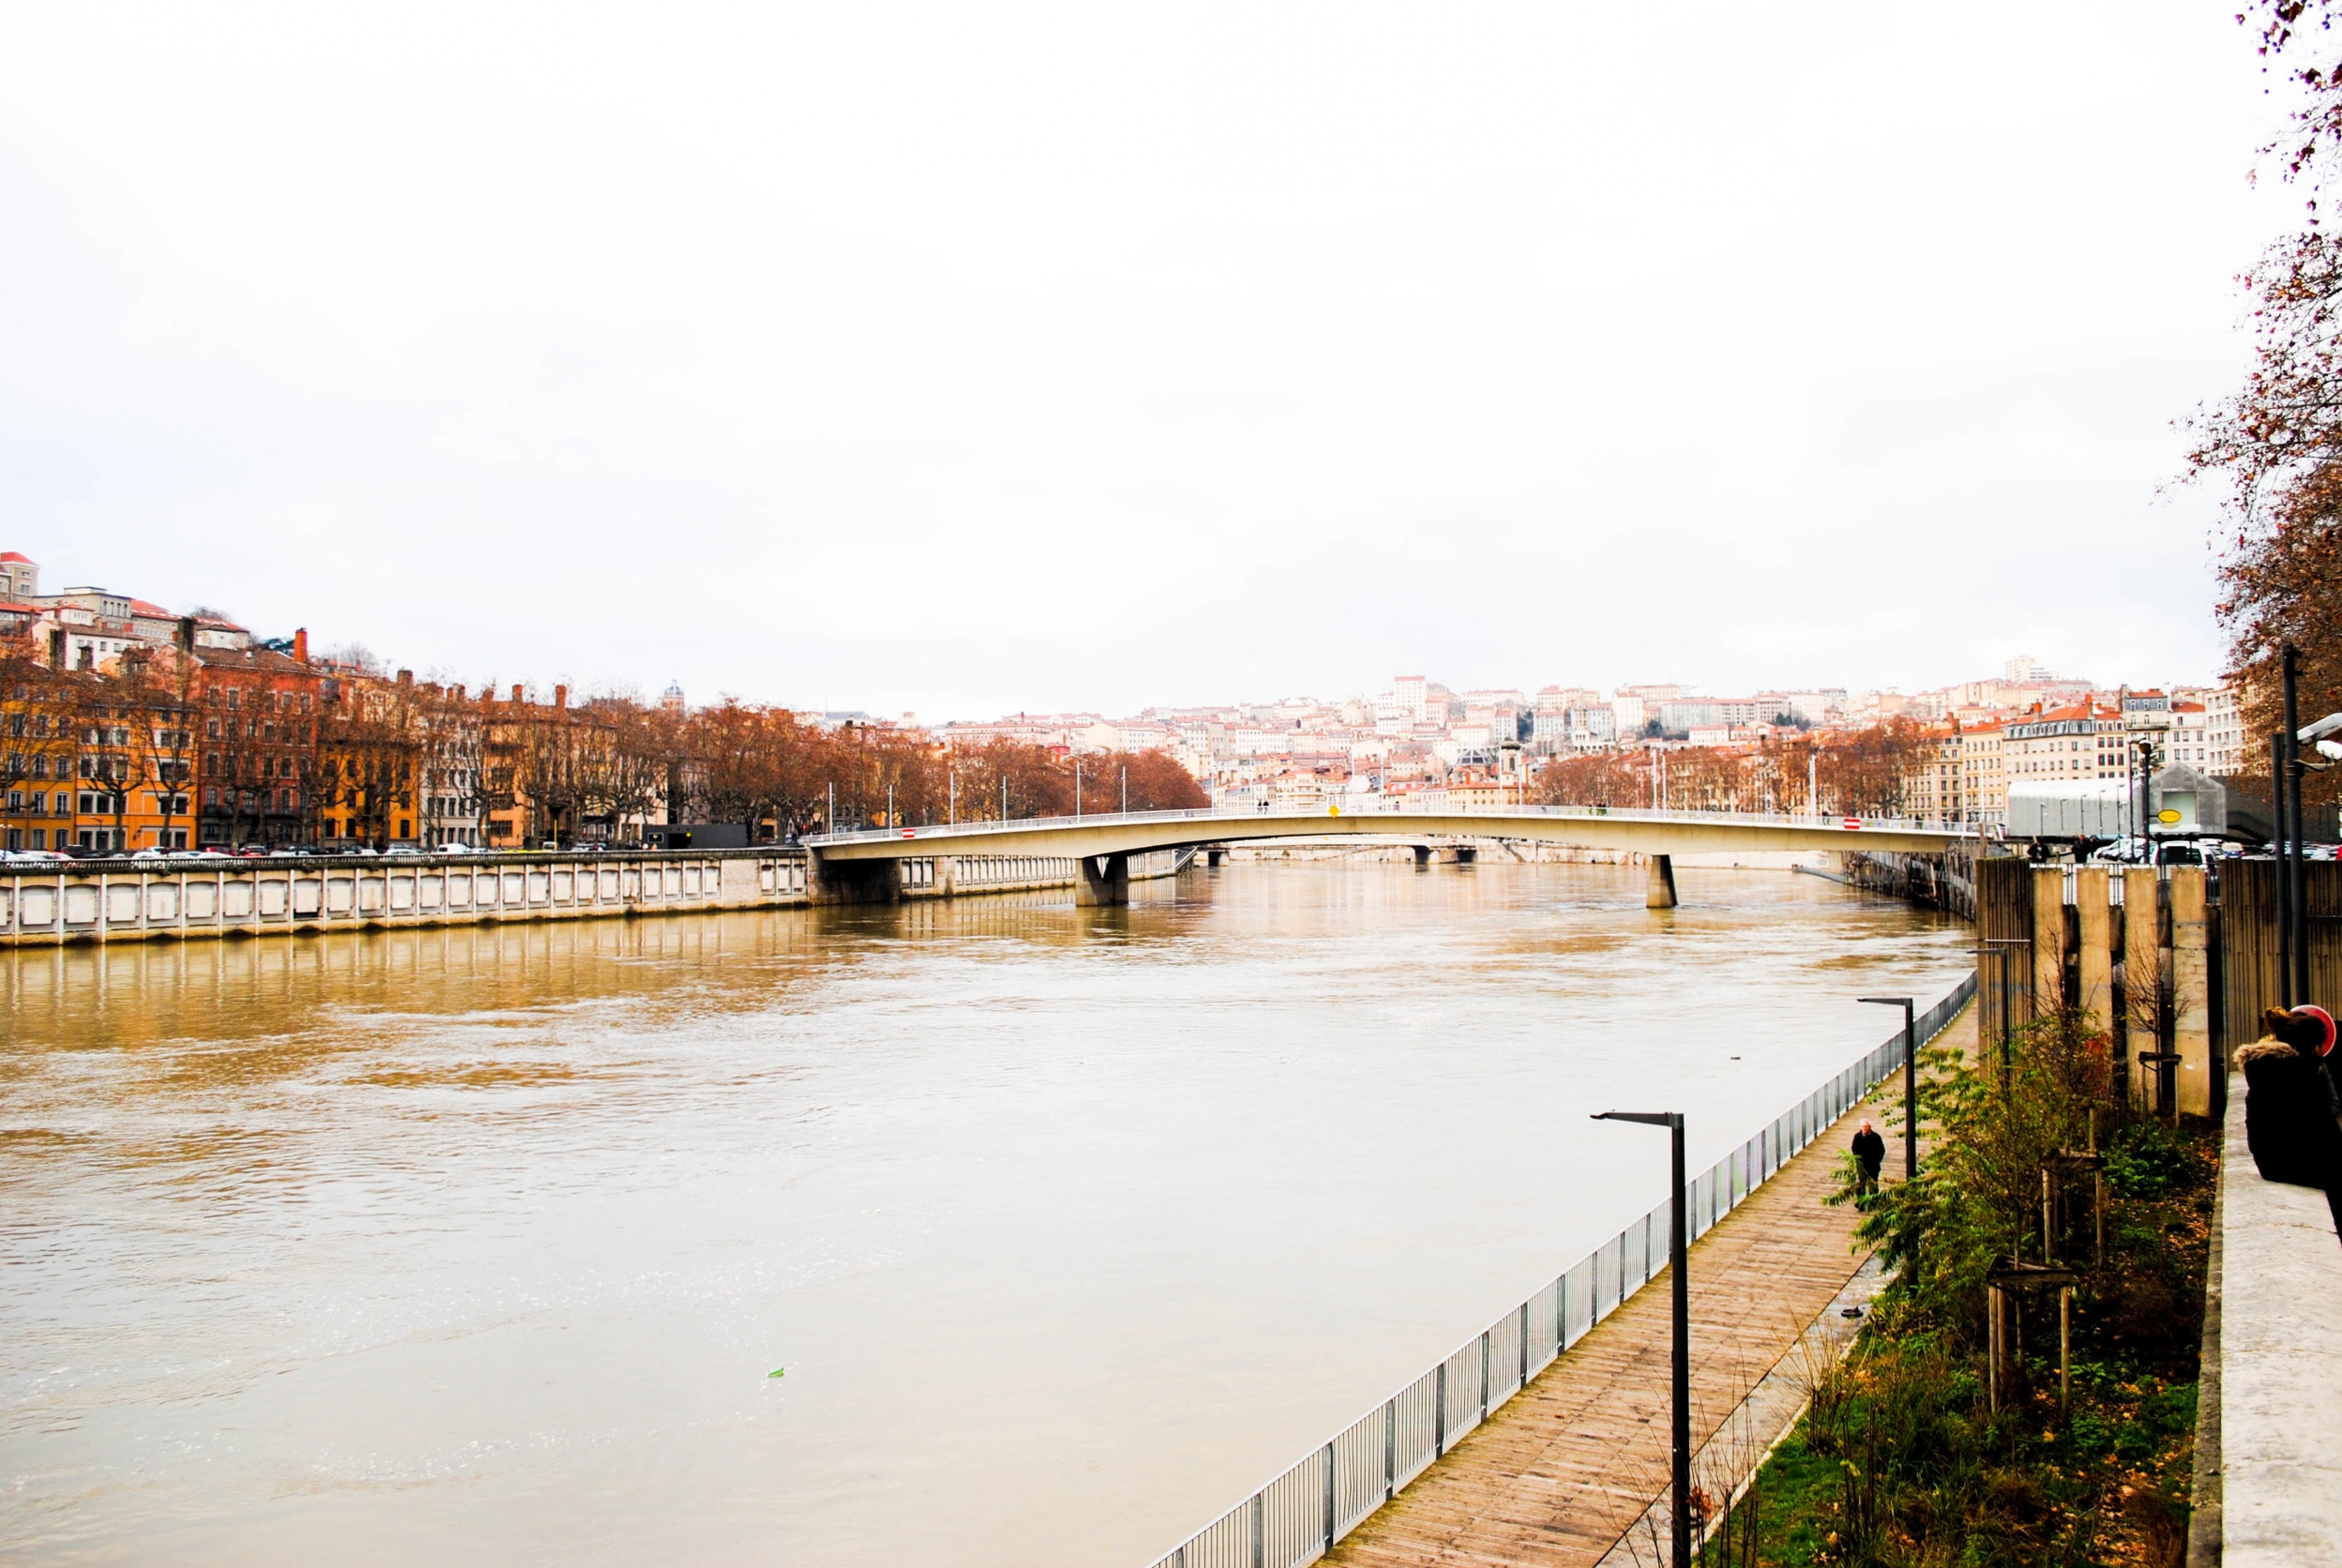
[[195, 636, 327, 849]]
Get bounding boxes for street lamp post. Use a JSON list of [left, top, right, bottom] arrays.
[[1593, 1108, 1689, 1568], [2286, 645, 2310, 1004], [1860, 995, 1918, 1180], [2276, 729, 2296, 1008]]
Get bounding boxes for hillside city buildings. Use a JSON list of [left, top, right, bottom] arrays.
[[0, 547, 2239, 852], [939, 661, 2227, 824]]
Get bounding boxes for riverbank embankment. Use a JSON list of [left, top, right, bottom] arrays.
[[0, 844, 1190, 945]]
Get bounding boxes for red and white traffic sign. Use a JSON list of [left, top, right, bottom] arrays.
[[1842, 817, 1862, 830]]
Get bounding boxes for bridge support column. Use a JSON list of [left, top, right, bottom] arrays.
[[1646, 853, 1679, 910], [1075, 852, 1130, 907]]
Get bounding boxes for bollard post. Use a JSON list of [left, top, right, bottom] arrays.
[[1478, 1332, 1490, 1422], [1322, 1441, 1336, 1550], [1383, 1400, 1395, 1500], [1434, 1364, 1446, 1457]]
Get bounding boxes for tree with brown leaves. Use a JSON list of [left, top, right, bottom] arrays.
[[2190, 1, 2342, 796]]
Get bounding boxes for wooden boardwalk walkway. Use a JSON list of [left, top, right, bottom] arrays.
[[1324, 1005, 1972, 1568]]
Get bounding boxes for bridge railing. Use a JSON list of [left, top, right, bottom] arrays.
[[804, 801, 1972, 849], [1141, 972, 1977, 1568]]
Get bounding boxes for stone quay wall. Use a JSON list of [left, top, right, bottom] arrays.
[[0, 844, 1195, 945]]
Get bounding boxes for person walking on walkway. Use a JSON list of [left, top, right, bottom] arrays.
[[1850, 1119, 1886, 1197]]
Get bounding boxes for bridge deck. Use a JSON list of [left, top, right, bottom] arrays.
[[1321, 1008, 1966, 1567]]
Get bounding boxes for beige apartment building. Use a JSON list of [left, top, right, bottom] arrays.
[[1904, 725, 1964, 822], [2203, 685, 2245, 776], [2004, 701, 2127, 785], [1958, 724, 2005, 824]]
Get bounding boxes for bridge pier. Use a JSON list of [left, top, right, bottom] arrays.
[[1075, 852, 1130, 907], [1646, 853, 1679, 910]]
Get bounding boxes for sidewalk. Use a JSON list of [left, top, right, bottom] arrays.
[[1323, 1009, 1968, 1567], [2210, 1067, 2342, 1565]]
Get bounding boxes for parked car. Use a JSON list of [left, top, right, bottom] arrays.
[[383, 844, 420, 856]]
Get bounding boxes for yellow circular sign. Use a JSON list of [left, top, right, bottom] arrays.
[[1328, 805, 1341, 817], [2156, 808, 2182, 824]]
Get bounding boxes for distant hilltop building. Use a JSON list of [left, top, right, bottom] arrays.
[[0, 550, 263, 671], [0, 550, 37, 599]]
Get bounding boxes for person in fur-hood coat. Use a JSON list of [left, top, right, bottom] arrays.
[[2237, 1005, 2342, 1210]]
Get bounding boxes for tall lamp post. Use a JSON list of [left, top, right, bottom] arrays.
[[2275, 730, 2296, 1008], [1593, 1108, 1688, 1568], [1859, 995, 1918, 1181], [2286, 645, 2308, 1005]]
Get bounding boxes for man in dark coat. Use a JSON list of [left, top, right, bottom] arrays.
[[1851, 1119, 1886, 1196], [2238, 1003, 2342, 1239]]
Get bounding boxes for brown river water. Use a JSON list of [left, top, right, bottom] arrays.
[[0, 860, 1970, 1566]]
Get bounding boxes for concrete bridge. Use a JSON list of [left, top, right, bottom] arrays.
[[804, 805, 1972, 907]]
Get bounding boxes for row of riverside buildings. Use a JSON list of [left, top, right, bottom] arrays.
[[0, 552, 654, 853]]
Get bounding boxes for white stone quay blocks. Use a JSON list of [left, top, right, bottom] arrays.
[[0, 849, 817, 944]]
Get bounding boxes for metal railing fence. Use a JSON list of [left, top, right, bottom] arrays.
[[1145, 971, 1977, 1568], [807, 800, 1979, 850]]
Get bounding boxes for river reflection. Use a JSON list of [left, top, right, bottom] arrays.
[[1, 862, 1970, 1566]]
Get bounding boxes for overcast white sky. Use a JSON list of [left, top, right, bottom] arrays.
[[0, 5, 2298, 717]]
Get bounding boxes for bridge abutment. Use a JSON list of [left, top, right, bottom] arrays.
[[1645, 853, 1679, 910], [809, 855, 900, 905]]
